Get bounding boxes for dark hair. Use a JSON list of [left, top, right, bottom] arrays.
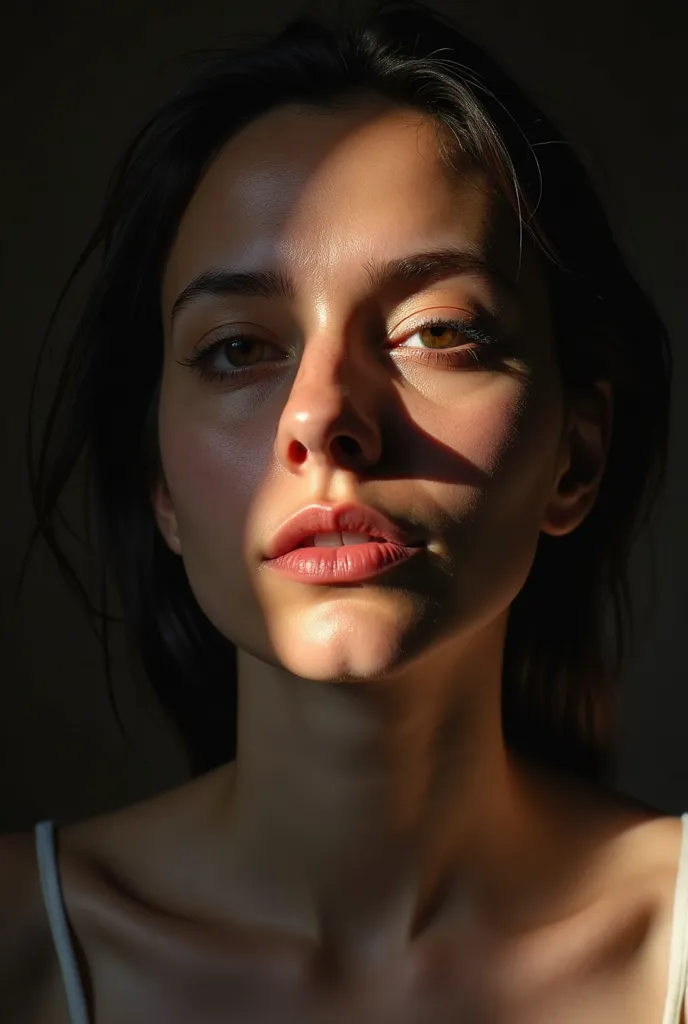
[[24, 0, 672, 782]]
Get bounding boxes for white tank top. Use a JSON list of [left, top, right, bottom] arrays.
[[35, 814, 688, 1023]]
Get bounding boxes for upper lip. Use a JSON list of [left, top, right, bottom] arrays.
[[263, 503, 422, 560]]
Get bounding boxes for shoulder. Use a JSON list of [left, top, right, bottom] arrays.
[[0, 830, 45, 959], [601, 806, 685, 923], [570, 802, 687, 1021], [0, 829, 54, 1020], [615, 811, 688, 1022], [0, 796, 198, 1024], [58, 765, 230, 894], [567, 791, 686, 950], [0, 830, 41, 917], [514, 774, 688, 1019]]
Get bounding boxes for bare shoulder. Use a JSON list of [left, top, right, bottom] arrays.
[[558, 782, 686, 936], [0, 831, 40, 919], [0, 771, 221, 1024], [604, 807, 687, 1022], [559, 790, 687, 1021], [591, 793, 684, 906], [0, 830, 54, 1021], [59, 765, 230, 895], [495, 771, 687, 1020]]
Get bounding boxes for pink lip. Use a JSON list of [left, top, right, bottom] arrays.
[[262, 503, 424, 584]]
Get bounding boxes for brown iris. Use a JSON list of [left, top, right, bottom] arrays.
[[417, 324, 461, 349], [225, 338, 264, 367]]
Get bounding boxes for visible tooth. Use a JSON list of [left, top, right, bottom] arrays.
[[313, 532, 343, 548], [341, 532, 373, 545]]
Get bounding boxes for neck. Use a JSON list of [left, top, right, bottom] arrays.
[[209, 619, 556, 976]]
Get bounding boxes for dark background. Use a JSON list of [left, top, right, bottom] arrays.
[[1, 0, 686, 832]]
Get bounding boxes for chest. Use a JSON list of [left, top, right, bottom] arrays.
[[34, 923, 675, 1024]]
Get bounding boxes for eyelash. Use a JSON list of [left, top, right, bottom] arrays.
[[177, 315, 502, 386]]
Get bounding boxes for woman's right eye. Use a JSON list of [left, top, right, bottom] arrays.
[[211, 336, 276, 369], [179, 334, 288, 383]]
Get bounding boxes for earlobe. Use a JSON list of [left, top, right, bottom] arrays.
[[541, 381, 613, 538], [151, 477, 182, 555]]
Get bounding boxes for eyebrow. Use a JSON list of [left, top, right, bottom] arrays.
[[169, 247, 516, 327]]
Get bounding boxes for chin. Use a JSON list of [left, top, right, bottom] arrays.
[[269, 600, 419, 683]]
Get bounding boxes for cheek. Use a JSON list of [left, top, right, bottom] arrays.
[[446, 390, 523, 473], [156, 401, 281, 656], [420, 372, 564, 575], [418, 377, 563, 631], [158, 406, 270, 549], [421, 373, 554, 479]]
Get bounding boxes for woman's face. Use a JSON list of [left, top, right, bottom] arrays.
[[157, 100, 573, 683]]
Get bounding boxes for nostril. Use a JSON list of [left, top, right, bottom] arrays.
[[334, 435, 361, 457], [288, 440, 308, 464]]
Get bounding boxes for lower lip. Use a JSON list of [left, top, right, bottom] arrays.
[[263, 542, 422, 584]]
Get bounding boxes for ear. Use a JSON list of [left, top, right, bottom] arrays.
[[151, 475, 183, 555], [541, 381, 613, 537]]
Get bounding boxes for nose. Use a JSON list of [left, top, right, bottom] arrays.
[[274, 342, 383, 475]]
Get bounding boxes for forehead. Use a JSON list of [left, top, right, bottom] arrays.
[[163, 101, 526, 312]]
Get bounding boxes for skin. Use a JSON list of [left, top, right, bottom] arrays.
[[37, 99, 683, 1022], [154, 94, 609, 949], [154, 96, 611, 948]]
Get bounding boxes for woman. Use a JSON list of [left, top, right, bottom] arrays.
[[2, 1, 682, 1021]]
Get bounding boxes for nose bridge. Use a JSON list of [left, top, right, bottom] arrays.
[[275, 325, 382, 471], [293, 329, 352, 404]]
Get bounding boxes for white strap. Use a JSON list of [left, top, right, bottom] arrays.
[[35, 820, 90, 1024], [661, 813, 688, 1024]]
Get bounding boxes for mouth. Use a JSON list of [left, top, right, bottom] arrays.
[[264, 502, 423, 560], [263, 537, 422, 584], [262, 503, 424, 584], [296, 532, 391, 549]]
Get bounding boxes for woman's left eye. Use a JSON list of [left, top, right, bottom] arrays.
[[392, 317, 501, 366], [400, 322, 468, 350]]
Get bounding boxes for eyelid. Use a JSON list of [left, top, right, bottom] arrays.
[[193, 320, 280, 350], [389, 305, 480, 338]]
